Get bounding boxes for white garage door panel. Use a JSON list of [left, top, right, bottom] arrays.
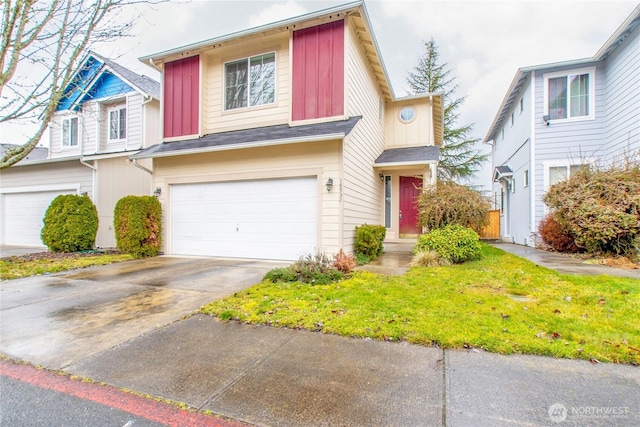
[[2, 190, 74, 246], [171, 178, 317, 260]]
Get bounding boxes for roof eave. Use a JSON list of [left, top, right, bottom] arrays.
[[130, 133, 346, 160]]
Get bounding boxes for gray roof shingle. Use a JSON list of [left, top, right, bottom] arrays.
[[132, 116, 362, 159], [374, 146, 439, 165]]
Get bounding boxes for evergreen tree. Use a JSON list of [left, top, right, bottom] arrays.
[[407, 38, 488, 182]]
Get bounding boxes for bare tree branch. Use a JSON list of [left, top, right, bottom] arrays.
[[1, 0, 155, 168]]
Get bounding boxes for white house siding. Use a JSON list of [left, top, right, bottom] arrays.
[[603, 27, 640, 162], [200, 31, 291, 135], [342, 18, 386, 251], [143, 100, 161, 148], [0, 160, 93, 246], [491, 78, 533, 244], [532, 64, 607, 230], [94, 155, 152, 248], [152, 140, 341, 256]]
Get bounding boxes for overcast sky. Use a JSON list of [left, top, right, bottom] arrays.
[[5, 0, 638, 189]]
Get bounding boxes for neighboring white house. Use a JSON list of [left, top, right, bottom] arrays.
[[0, 52, 160, 249], [484, 5, 640, 246]]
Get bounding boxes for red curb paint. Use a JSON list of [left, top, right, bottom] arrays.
[[0, 360, 250, 427]]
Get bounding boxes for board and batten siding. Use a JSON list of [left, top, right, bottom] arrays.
[[603, 26, 640, 162], [94, 155, 152, 247], [342, 18, 386, 251], [152, 140, 342, 255], [201, 31, 291, 134], [291, 20, 345, 121], [163, 55, 200, 139]]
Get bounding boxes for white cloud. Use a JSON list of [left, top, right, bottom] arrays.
[[248, 0, 309, 27]]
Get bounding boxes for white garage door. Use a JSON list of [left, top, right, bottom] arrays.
[[171, 177, 318, 260], [2, 190, 75, 246]]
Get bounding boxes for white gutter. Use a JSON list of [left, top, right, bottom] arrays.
[[131, 133, 346, 160], [373, 160, 438, 168]]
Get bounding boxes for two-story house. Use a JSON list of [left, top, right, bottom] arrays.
[[132, 1, 443, 261], [484, 5, 639, 246], [0, 52, 160, 248]]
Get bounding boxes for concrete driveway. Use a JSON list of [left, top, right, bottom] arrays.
[[0, 256, 285, 370]]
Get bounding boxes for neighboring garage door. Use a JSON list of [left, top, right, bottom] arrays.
[[2, 190, 75, 246], [171, 177, 318, 260]]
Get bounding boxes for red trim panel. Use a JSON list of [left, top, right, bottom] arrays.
[[292, 20, 344, 121], [164, 55, 200, 138]]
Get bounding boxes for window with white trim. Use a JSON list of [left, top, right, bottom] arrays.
[[62, 117, 79, 147], [109, 106, 126, 141], [225, 52, 276, 110], [544, 67, 595, 121], [519, 97, 524, 114], [523, 170, 529, 187], [547, 164, 587, 187]]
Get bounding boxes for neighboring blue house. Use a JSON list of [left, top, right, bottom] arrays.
[[484, 6, 640, 246], [0, 52, 160, 248]]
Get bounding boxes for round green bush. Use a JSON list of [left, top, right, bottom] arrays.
[[114, 195, 162, 258], [414, 224, 480, 264], [41, 194, 99, 252]]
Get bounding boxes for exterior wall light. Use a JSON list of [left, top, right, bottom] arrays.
[[153, 187, 162, 197], [326, 178, 334, 192]]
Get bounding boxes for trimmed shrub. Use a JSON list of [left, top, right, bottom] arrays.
[[543, 160, 640, 257], [355, 253, 371, 266], [418, 181, 490, 233], [263, 267, 298, 283], [354, 224, 386, 260], [414, 224, 480, 264], [538, 215, 580, 253], [410, 249, 451, 267], [41, 194, 98, 252], [114, 196, 162, 258], [333, 249, 356, 273]]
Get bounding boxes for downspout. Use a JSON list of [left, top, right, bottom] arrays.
[[131, 158, 153, 175], [529, 71, 537, 246]]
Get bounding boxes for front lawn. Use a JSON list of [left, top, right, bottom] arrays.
[[0, 251, 134, 280], [202, 244, 640, 364]]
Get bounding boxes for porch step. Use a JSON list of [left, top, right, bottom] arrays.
[[383, 240, 416, 253]]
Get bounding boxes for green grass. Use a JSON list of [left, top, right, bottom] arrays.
[[0, 253, 134, 280], [202, 244, 640, 364]]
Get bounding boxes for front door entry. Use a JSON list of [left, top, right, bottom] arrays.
[[399, 176, 423, 236]]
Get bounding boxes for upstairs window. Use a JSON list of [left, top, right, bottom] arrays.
[[62, 117, 79, 147], [225, 52, 276, 110], [109, 106, 126, 141], [544, 67, 594, 121]]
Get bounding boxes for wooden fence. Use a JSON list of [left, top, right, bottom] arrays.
[[480, 210, 500, 239]]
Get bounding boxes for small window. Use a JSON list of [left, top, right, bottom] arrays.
[[519, 97, 524, 114], [544, 67, 594, 121], [399, 106, 415, 123], [384, 176, 392, 228], [511, 178, 516, 194], [548, 163, 587, 186], [501, 128, 504, 141], [500, 188, 504, 215], [109, 106, 126, 141], [62, 117, 79, 147], [510, 112, 514, 127], [225, 52, 276, 110], [523, 170, 529, 187]]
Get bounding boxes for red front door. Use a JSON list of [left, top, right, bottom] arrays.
[[399, 176, 423, 235]]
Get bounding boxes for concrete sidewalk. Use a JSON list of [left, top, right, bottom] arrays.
[[67, 314, 639, 427], [490, 242, 640, 279]]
